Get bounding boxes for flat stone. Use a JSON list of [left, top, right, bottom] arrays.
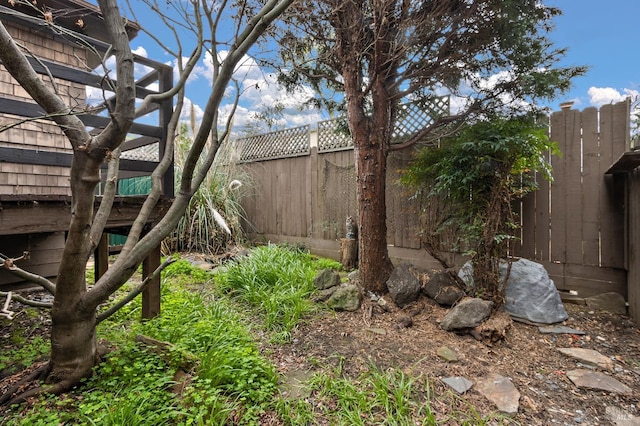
[[566, 369, 632, 395], [558, 348, 614, 370], [279, 369, 313, 400], [442, 376, 473, 394], [538, 326, 586, 335], [605, 406, 640, 426], [585, 292, 627, 315], [436, 346, 458, 362], [475, 373, 520, 415]]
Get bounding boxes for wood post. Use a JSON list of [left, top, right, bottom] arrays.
[[340, 238, 358, 271], [142, 243, 161, 319], [94, 233, 109, 281]]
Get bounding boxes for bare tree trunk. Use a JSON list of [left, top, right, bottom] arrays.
[[354, 138, 393, 294], [48, 152, 103, 383], [48, 309, 97, 385]]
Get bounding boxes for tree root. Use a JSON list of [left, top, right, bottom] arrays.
[[0, 362, 49, 406], [0, 361, 84, 408], [4, 378, 76, 407]]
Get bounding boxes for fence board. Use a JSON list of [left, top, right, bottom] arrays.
[[514, 176, 535, 258], [581, 107, 601, 265], [246, 165, 264, 234], [309, 147, 319, 239], [564, 109, 583, 265], [628, 170, 640, 319], [611, 101, 630, 268], [550, 110, 567, 263], [276, 159, 286, 235], [599, 103, 627, 268]]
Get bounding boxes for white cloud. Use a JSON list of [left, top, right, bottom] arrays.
[[588, 87, 639, 107], [132, 46, 148, 57], [178, 50, 322, 133], [179, 97, 205, 128], [173, 55, 209, 86]]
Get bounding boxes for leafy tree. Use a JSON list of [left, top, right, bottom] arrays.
[[403, 116, 558, 305], [0, 0, 293, 404], [276, 0, 585, 294]]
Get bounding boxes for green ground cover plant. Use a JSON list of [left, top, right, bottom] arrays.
[[214, 244, 340, 342], [2, 245, 503, 425]]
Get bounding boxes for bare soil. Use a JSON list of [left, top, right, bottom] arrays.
[[265, 297, 640, 425]]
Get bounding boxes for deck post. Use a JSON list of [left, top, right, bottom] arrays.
[[142, 243, 161, 319], [94, 233, 109, 281]]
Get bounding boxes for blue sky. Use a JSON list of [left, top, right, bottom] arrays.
[[121, 1, 639, 132], [547, 0, 638, 110]]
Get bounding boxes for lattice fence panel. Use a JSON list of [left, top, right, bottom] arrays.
[[318, 119, 351, 152], [392, 97, 450, 144], [318, 97, 450, 153], [239, 125, 310, 162]]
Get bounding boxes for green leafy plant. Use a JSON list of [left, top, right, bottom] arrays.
[[4, 264, 279, 425], [403, 115, 558, 305], [162, 258, 213, 284], [214, 244, 322, 338]]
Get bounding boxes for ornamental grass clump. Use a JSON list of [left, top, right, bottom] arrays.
[[214, 244, 328, 338]]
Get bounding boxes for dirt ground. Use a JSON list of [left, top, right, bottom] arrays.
[[2, 288, 639, 425], [265, 297, 640, 425]]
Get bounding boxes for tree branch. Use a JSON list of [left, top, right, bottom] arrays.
[[0, 21, 89, 148], [90, 148, 121, 247], [0, 253, 56, 295], [1, 291, 53, 317], [96, 256, 175, 324]]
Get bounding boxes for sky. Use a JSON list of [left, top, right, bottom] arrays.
[[119, 0, 639, 133], [546, 0, 638, 111]]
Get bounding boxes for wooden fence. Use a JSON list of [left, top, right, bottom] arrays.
[[513, 101, 629, 299], [239, 100, 636, 318]]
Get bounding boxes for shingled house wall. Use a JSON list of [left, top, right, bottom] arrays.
[[0, 20, 88, 196]]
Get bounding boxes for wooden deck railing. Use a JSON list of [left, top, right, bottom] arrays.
[[0, 19, 174, 197]]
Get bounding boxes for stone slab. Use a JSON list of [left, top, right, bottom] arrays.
[[436, 346, 458, 362], [558, 348, 614, 370], [442, 376, 473, 394], [539, 326, 586, 335], [475, 373, 520, 415], [566, 369, 632, 395]]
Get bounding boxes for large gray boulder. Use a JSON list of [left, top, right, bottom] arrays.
[[441, 298, 493, 331], [386, 264, 422, 307], [458, 259, 567, 324]]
